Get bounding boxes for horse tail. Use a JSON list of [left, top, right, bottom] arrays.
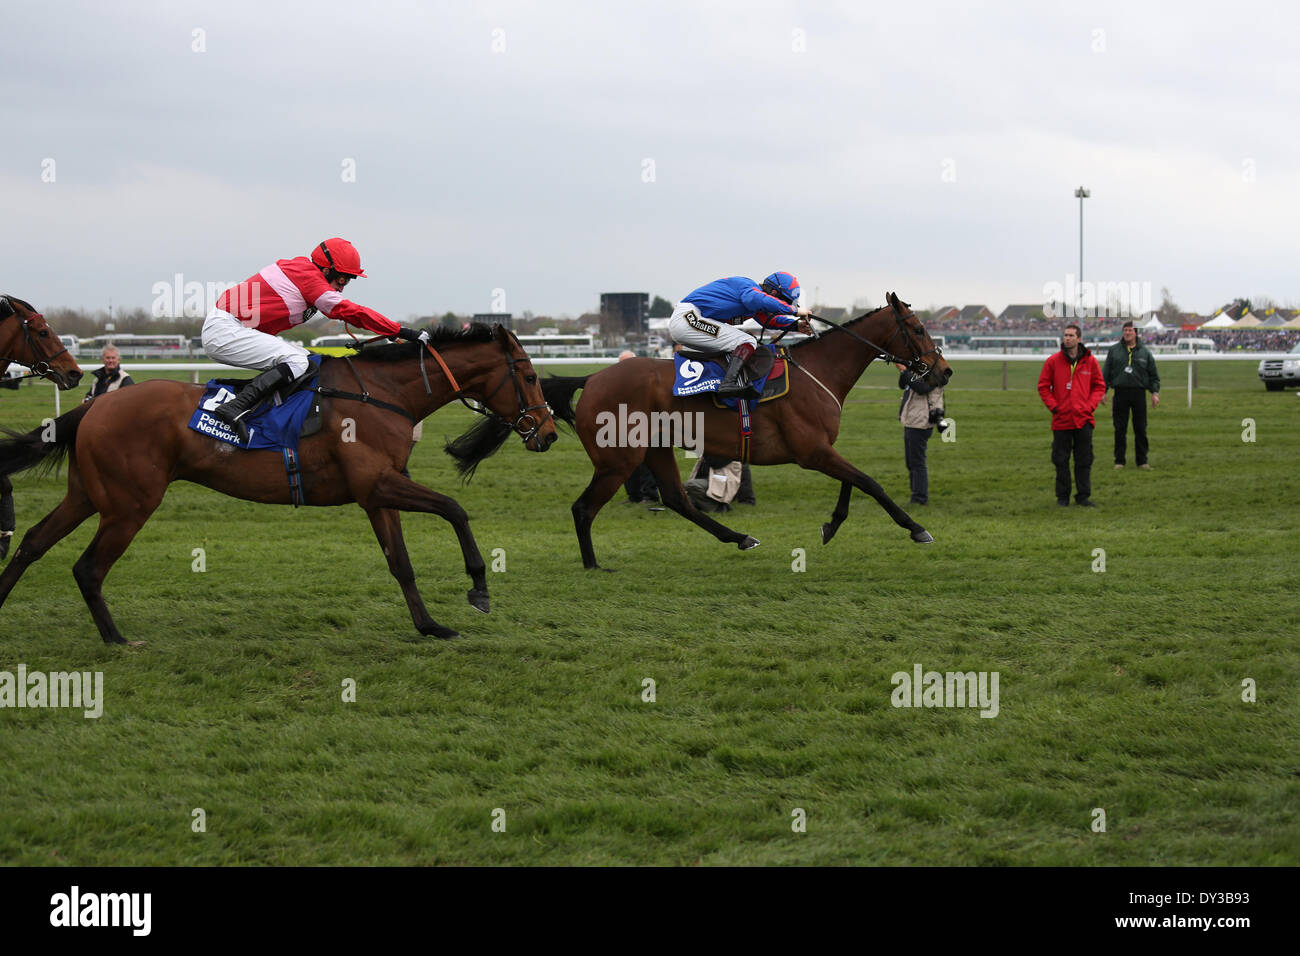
[[0, 403, 89, 479], [541, 375, 588, 427], [443, 415, 515, 482]]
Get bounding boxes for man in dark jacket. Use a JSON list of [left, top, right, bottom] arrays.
[[83, 345, 134, 402], [1038, 324, 1106, 506], [1102, 320, 1161, 469]]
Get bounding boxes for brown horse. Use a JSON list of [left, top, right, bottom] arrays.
[[540, 293, 952, 568], [0, 324, 556, 643], [0, 294, 84, 561]]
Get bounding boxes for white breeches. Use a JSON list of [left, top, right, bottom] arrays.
[[202, 309, 311, 378], [667, 302, 755, 353]]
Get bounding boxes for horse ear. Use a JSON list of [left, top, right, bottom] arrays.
[[887, 292, 900, 313]]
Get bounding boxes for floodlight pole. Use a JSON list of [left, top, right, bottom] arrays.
[[1074, 187, 1090, 318]]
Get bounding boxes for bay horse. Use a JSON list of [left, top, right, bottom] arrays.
[[0, 324, 556, 643], [0, 294, 85, 561], [540, 292, 952, 568]]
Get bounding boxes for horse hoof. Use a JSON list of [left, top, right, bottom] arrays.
[[912, 529, 934, 544], [467, 589, 490, 614], [738, 536, 760, 551], [421, 623, 460, 639], [820, 523, 837, 544]]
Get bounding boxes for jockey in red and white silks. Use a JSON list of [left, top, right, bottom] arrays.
[[202, 238, 400, 380]]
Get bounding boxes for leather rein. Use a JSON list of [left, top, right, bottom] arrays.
[[315, 333, 553, 444]]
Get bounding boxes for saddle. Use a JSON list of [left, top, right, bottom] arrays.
[[677, 346, 776, 387], [672, 345, 789, 404], [209, 363, 325, 440]]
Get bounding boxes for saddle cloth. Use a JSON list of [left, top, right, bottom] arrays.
[[188, 356, 323, 452], [671, 345, 790, 409]]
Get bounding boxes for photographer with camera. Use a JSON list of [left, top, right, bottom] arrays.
[[897, 363, 947, 506]]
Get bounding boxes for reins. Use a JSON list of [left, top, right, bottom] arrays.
[[315, 330, 553, 444], [808, 310, 941, 378]]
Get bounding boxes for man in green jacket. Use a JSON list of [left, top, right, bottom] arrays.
[[1102, 320, 1161, 469]]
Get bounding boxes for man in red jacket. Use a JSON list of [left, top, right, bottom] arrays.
[[201, 238, 415, 441], [1037, 324, 1106, 507]]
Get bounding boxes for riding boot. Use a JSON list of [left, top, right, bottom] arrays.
[[212, 363, 293, 443], [715, 351, 751, 398]]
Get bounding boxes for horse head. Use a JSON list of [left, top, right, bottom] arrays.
[[442, 325, 558, 479], [0, 295, 84, 390], [483, 325, 557, 453], [886, 292, 951, 389]]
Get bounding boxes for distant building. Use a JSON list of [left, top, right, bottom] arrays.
[[997, 304, 1047, 323], [600, 293, 649, 335], [959, 305, 996, 324], [473, 312, 513, 329]]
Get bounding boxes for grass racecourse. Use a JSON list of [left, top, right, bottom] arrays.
[[0, 358, 1296, 866]]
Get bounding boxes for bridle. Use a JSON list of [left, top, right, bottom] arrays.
[[0, 296, 72, 383], [808, 307, 943, 379], [415, 329, 554, 445]]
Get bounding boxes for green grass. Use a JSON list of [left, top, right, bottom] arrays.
[[1, 360, 1296, 865]]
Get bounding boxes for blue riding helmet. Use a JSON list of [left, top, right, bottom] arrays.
[[761, 272, 801, 305]]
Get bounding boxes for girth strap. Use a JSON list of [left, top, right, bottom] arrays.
[[313, 385, 417, 423]]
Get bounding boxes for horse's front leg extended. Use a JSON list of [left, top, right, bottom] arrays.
[[364, 472, 489, 628]]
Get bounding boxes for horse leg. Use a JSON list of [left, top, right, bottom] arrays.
[[805, 447, 932, 543], [363, 471, 488, 629], [72, 512, 157, 645], [821, 482, 854, 544], [641, 446, 758, 551], [0, 492, 97, 610], [365, 507, 462, 640], [571, 466, 630, 571]]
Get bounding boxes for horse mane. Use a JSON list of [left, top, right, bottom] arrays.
[[349, 323, 496, 363], [1, 294, 37, 313]]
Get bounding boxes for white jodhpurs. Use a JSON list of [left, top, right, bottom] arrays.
[[667, 302, 755, 353], [202, 308, 311, 378]]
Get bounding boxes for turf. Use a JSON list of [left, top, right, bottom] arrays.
[[0, 359, 1296, 865]]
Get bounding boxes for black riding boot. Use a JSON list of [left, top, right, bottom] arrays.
[[212, 363, 293, 443], [715, 351, 750, 398]]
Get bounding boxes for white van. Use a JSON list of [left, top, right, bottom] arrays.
[[1175, 337, 1218, 354]]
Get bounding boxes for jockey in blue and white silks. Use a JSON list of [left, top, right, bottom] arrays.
[[667, 272, 811, 396]]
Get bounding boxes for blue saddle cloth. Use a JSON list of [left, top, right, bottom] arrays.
[[188, 357, 321, 452], [672, 345, 777, 410]]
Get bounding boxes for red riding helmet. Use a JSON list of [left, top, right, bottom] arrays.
[[310, 238, 368, 278]]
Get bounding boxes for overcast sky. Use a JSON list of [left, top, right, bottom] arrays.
[[4, 0, 1297, 322]]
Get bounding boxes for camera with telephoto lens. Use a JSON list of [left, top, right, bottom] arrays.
[[930, 407, 948, 431]]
